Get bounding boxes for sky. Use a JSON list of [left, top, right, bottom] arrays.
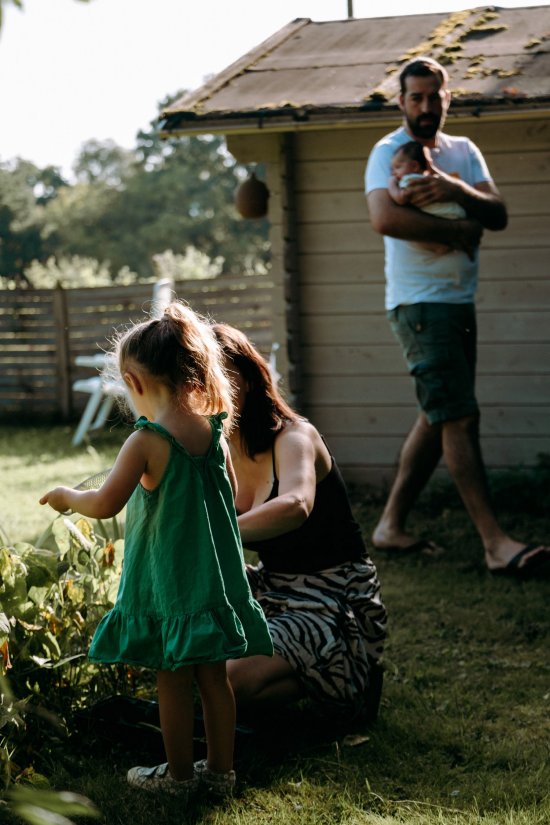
[[1, 0, 548, 179]]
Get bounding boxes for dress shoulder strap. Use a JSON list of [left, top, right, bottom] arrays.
[[134, 416, 174, 443], [271, 438, 278, 482], [135, 414, 228, 459], [207, 412, 228, 457]]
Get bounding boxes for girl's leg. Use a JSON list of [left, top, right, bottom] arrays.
[[195, 661, 235, 773], [157, 666, 195, 781]]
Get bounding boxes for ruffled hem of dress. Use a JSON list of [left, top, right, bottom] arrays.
[[88, 596, 273, 670]]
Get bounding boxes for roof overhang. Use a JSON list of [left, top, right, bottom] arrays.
[[159, 98, 550, 138]]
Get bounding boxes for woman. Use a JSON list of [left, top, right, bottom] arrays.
[[214, 324, 387, 719]]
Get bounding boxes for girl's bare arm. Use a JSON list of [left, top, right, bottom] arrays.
[[39, 431, 150, 518]]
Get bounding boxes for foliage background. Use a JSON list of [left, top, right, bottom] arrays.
[[0, 93, 270, 287]]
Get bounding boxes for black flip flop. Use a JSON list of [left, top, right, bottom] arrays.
[[491, 543, 550, 579]]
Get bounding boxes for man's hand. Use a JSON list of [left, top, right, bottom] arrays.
[[405, 146, 507, 231], [451, 218, 484, 260], [404, 147, 460, 209]]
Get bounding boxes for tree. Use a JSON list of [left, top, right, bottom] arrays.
[[0, 159, 66, 278], [73, 139, 135, 187], [1, 93, 270, 283], [40, 101, 269, 280], [114, 128, 269, 278], [40, 178, 122, 266]]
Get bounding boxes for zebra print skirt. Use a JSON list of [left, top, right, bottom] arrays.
[[246, 556, 387, 713]]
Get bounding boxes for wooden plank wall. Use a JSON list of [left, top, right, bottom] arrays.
[[292, 115, 550, 484], [0, 276, 273, 421]]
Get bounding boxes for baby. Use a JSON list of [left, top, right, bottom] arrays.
[[389, 141, 465, 255]]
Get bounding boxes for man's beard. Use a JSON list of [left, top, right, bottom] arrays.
[[406, 113, 440, 139]]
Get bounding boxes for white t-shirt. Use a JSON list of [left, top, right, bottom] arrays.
[[365, 126, 492, 310]]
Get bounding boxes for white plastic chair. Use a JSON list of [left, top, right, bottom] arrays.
[[71, 354, 124, 447], [268, 342, 281, 384], [71, 279, 174, 446]]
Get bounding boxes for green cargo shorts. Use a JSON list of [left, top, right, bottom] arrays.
[[387, 302, 479, 424]]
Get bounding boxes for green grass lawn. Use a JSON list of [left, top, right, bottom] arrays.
[[0, 424, 125, 546], [2, 426, 550, 825]]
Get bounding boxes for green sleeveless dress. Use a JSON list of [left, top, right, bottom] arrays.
[[89, 414, 273, 669]]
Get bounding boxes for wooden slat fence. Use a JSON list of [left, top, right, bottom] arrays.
[[0, 276, 273, 422]]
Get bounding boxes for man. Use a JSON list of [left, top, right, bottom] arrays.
[[365, 57, 549, 577]]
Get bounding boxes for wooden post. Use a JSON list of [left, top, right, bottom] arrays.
[[280, 132, 303, 411], [52, 283, 71, 420]]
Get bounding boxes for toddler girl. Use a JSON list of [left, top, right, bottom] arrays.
[[40, 301, 273, 802]]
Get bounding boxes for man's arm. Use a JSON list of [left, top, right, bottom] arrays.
[[367, 187, 483, 259], [405, 150, 508, 231], [459, 180, 507, 230]]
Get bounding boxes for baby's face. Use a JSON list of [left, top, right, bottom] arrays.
[[391, 152, 421, 180]]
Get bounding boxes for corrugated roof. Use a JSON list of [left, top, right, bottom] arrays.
[[160, 6, 550, 134]]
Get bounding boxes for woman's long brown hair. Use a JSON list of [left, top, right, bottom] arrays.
[[213, 324, 299, 457]]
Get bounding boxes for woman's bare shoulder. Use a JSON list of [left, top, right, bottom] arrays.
[[275, 419, 331, 479], [276, 419, 328, 455], [277, 418, 318, 441]]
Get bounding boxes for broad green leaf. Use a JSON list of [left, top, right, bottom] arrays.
[[51, 520, 71, 560], [7, 786, 100, 822], [16, 545, 58, 588], [0, 547, 28, 590], [106, 578, 120, 604], [65, 583, 85, 605], [28, 587, 49, 608], [8, 802, 74, 825], [0, 577, 29, 615]]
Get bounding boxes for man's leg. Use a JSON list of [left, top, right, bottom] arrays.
[[372, 412, 442, 550], [442, 414, 543, 570], [380, 303, 549, 570]]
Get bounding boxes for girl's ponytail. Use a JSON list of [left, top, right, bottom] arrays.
[[117, 301, 234, 426], [163, 303, 234, 426]]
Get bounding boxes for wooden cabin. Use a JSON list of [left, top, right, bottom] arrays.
[[159, 6, 550, 485]]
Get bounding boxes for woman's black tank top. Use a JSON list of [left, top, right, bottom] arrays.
[[243, 443, 366, 574]]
